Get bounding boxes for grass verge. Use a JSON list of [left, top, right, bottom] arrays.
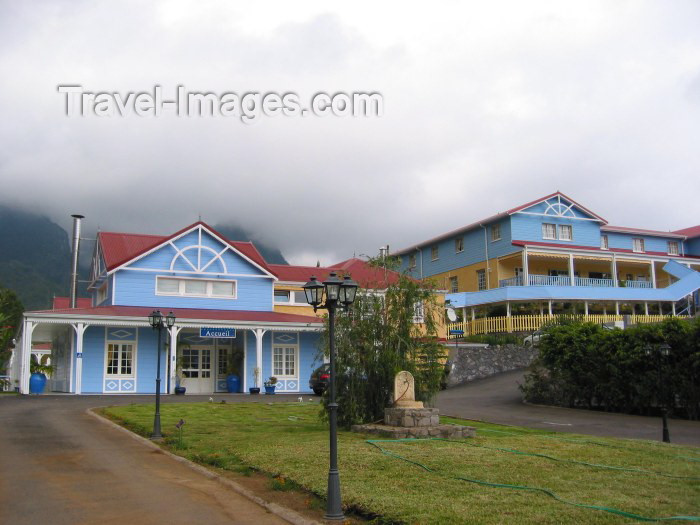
[[102, 402, 700, 524]]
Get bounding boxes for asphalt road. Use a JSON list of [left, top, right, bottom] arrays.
[[0, 394, 311, 525], [436, 369, 700, 446]]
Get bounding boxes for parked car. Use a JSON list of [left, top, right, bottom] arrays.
[[309, 363, 330, 395], [523, 330, 543, 347]]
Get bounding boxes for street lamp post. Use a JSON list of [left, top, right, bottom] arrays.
[[646, 342, 671, 443], [303, 272, 358, 521], [148, 310, 176, 440]]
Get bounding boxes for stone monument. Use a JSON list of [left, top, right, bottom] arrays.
[[352, 371, 475, 439]]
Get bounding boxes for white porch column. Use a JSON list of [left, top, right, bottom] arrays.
[[611, 255, 618, 287], [615, 301, 620, 315], [584, 301, 589, 315], [471, 308, 476, 321], [539, 303, 544, 316], [20, 320, 36, 394], [603, 304, 607, 315], [168, 326, 182, 394], [461, 307, 467, 324], [658, 302, 663, 315], [650, 261, 657, 288], [548, 301, 553, 315], [644, 302, 649, 315], [506, 302, 511, 317], [672, 302, 676, 316], [253, 328, 267, 385], [568, 254, 575, 286], [71, 323, 88, 395], [522, 247, 529, 286]]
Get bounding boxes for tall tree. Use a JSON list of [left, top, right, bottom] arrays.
[[0, 286, 24, 372], [319, 257, 446, 428]]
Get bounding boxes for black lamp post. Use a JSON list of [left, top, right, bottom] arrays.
[[645, 342, 671, 443], [148, 310, 176, 440], [303, 272, 358, 521]]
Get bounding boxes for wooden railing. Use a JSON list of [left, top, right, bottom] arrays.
[[447, 314, 685, 337]]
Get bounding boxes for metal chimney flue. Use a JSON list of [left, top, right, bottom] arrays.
[[70, 214, 84, 308]]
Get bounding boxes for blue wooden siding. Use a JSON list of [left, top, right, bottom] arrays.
[[135, 327, 167, 394], [401, 218, 518, 277], [114, 271, 273, 310], [79, 326, 106, 393], [510, 214, 601, 247], [687, 238, 700, 256], [605, 232, 685, 254]]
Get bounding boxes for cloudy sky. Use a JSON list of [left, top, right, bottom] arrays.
[[1, 1, 698, 265]]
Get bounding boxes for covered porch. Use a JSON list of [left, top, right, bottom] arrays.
[[11, 306, 323, 395]]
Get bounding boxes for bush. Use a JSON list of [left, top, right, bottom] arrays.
[[520, 317, 700, 419]]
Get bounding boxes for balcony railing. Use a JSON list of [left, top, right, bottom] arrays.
[[498, 275, 653, 289], [447, 313, 686, 337]]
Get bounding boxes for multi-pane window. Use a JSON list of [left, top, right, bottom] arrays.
[[97, 283, 108, 304], [106, 343, 134, 376], [431, 246, 439, 261], [449, 276, 458, 293], [601, 235, 609, 250], [274, 290, 290, 303], [477, 269, 486, 291], [668, 241, 679, 255], [542, 223, 557, 240], [412, 302, 425, 323], [274, 290, 308, 304], [408, 254, 417, 268], [217, 347, 228, 375], [455, 237, 464, 253], [633, 238, 645, 253], [273, 346, 297, 377], [558, 225, 572, 241], [491, 224, 501, 242], [156, 277, 236, 298]]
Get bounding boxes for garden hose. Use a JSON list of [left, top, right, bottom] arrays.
[[477, 427, 700, 462], [433, 437, 700, 480], [366, 439, 700, 522]]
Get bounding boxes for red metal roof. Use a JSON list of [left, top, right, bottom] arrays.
[[29, 305, 322, 324], [52, 297, 93, 309], [673, 225, 700, 238], [269, 258, 403, 288], [98, 222, 276, 276], [601, 225, 686, 239]]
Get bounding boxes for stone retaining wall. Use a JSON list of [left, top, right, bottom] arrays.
[[446, 343, 538, 387]]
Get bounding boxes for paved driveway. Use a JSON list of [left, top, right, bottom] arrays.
[[0, 394, 311, 525], [436, 370, 700, 446]]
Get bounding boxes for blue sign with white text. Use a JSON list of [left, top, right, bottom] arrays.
[[200, 327, 236, 338]]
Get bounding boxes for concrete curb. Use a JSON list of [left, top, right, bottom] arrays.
[[86, 408, 321, 525]]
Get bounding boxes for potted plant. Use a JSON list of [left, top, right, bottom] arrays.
[[29, 356, 52, 394], [249, 366, 261, 394], [264, 376, 277, 395]]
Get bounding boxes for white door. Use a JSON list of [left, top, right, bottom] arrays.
[[181, 346, 213, 394]]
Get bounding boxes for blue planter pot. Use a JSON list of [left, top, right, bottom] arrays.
[[264, 385, 276, 394], [226, 374, 241, 393], [29, 373, 47, 394], [174, 386, 186, 395]]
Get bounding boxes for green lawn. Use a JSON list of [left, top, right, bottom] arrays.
[[102, 402, 700, 524]]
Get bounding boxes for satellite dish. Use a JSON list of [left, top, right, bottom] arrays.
[[446, 308, 457, 322]]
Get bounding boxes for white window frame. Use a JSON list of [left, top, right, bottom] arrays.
[[667, 241, 679, 255], [542, 223, 557, 240], [272, 345, 298, 378], [449, 276, 458, 293], [408, 254, 417, 268], [491, 224, 501, 242], [558, 224, 573, 241], [273, 289, 308, 305], [155, 276, 237, 299], [455, 237, 464, 253], [601, 235, 609, 250], [477, 269, 486, 291], [632, 238, 645, 253], [431, 246, 439, 261], [412, 301, 425, 324], [104, 340, 136, 378]]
